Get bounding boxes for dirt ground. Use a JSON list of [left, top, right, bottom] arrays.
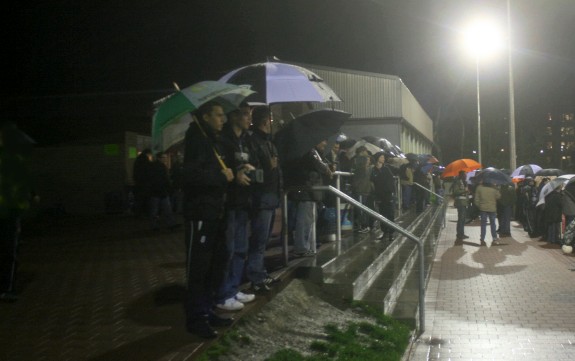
[[218, 279, 376, 360]]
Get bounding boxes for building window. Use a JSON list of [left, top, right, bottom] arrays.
[[545, 126, 553, 136], [561, 127, 575, 136]]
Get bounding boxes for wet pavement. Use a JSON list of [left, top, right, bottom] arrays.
[[0, 214, 289, 361], [2, 204, 575, 361], [408, 206, 575, 360]]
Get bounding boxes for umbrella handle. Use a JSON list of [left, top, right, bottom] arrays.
[[192, 115, 228, 170]]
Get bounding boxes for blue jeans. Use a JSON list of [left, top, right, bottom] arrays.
[[456, 203, 467, 237], [149, 195, 176, 229], [480, 211, 498, 241], [217, 208, 249, 303], [401, 184, 412, 210], [294, 201, 315, 253], [246, 208, 275, 284]]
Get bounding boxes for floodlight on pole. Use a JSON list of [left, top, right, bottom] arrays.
[[462, 18, 504, 168], [507, 0, 517, 170]]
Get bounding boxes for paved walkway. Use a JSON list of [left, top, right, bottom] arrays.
[[3, 206, 575, 361], [408, 206, 575, 360], [0, 214, 287, 361]]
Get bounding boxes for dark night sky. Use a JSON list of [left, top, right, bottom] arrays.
[[2, 0, 575, 163]]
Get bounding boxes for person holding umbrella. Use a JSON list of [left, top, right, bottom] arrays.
[[371, 152, 396, 241], [182, 101, 235, 338], [474, 180, 502, 246], [284, 140, 333, 257], [453, 170, 470, 242]]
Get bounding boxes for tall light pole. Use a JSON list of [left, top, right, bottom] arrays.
[[463, 19, 504, 168], [507, 0, 517, 170], [475, 59, 482, 167]]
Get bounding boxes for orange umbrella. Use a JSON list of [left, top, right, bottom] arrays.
[[441, 159, 482, 178]]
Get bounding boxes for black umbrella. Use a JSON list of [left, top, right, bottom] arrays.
[[535, 168, 564, 177], [475, 167, 513, 185], [274, 109, 351, 162]]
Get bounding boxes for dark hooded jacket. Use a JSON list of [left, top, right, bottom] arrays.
[[183, 120, 229, 220]]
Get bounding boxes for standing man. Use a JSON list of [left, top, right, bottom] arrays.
[[246, 106, 282, 293], [0, 122, 36, 302], [371, 152, 396, 241], [284, 140, 333, 257], [475, 181, 501, 246], [453, 170, 470, 242], [497, 183, 516, 237], [399, 161, 414, 211], [182, 101, 235, 338], [215, 103, 257, 311], [148, 152, 178, 230]]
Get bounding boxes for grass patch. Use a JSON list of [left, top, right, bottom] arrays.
[[196, 329, 251, 361], [266, 305, 411, 361], [199, 301, 412, 361]]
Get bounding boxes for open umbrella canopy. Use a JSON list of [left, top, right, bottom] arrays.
[[511, 164, 542, 178], [441, 159, 482, 178], [535, 168, 564, 177], [418, 154, 439, 164], [274, 109, 351, 162], [536, 174, 575, 206], [345, 139, 383, 159], [152, 81, 255, 150], [387, 157, 410, 168], [220, 62, 341, 104], [361, 136, 401, 157], [474, 167, 513, 185]]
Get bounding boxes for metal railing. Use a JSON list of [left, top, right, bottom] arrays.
[[413, 182, 446, 228], [282, 185, 426, 333]]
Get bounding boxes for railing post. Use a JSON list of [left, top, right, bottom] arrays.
[[282, 192, 289, 267], [335, 173, 342, 241]]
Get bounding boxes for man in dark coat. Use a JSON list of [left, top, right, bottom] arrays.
[[371, 152, 396, 241], [182, 101, 234, 338], [246, 106, 282, 292], [283, 140, 332, 257], [215, 103, 257, 311]]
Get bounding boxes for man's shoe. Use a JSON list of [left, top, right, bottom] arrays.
[[252, 283, 272, 293], [187, 318, 218, 339], [216, 297, 245, 311], [235, 291, 255, 303], [462, 235, 470, 239], [292, 250, 316, 257], [208, 312, 234, 327], [492, 239, 503, 246], [263, 276, 280, 285]]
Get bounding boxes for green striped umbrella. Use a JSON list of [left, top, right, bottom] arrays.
[[152, 81, 255, 150]]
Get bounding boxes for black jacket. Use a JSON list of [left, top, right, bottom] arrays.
[[284, 148, 331, 202], [220, 124, 255, 209], [371, 164, 395, 201], [183, 120, 229, 220], [250, 128, 282, 209]]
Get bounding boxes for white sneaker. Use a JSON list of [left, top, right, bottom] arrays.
[[216, 297, 245, 311], [235, 291, 255, 303]]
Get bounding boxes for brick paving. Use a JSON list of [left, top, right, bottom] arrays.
[[0, 214, 286, 361], [408, 206, 575, 360], [3, 205, 575, 361]]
